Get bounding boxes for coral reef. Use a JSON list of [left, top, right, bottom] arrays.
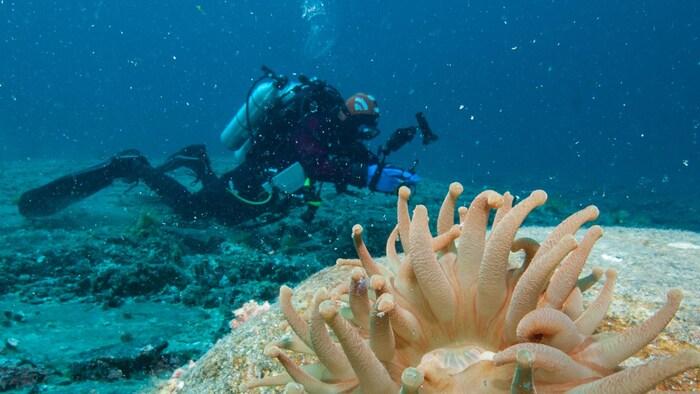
[[248, 183, 700, 393]]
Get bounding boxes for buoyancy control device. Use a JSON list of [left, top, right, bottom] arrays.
[[221, 66, 341, 204], [220, 65, 345, 165]]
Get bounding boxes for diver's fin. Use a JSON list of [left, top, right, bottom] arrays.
[[156, 144, 217, 186], [18, 150, 151, 217]]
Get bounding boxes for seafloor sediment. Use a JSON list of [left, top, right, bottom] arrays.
[[0, 157, 698, 392]]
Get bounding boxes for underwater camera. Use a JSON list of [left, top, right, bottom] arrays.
[[381, 112, 439, 157]]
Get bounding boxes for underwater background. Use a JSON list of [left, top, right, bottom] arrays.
[[0, 1, 699, 392], [2, 1, 699, 215]]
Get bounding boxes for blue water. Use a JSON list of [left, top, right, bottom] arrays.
[[1, 3, 700, 391], [1, 1, 698, 211]]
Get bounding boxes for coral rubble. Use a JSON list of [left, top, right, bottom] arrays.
[[248, 184, 700, 393]]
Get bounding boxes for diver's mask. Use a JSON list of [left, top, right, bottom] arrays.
[[357, 124, 380, 140], [349, 113, 380, 140]]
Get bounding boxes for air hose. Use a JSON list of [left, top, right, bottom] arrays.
[[226, 180, 273, 206]]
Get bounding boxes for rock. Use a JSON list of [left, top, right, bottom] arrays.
[[2, 310, 25, 324], [91, 262, 187, 301], [162, 227, 224, 254], [4, 338, 20, 352], [0, 359, 53, 391], [69, 337, 170, 381]]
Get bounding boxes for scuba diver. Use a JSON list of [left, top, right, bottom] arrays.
[[18, 66, 438, 224]]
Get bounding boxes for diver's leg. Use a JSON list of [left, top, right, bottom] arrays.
[[156, 144, 217, 187], [222, 160, 267, 199], [139, 171, 199, 217], [18, 150, 151, 217]]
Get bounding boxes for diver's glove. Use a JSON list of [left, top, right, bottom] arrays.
[[367, 164, 420, 193]]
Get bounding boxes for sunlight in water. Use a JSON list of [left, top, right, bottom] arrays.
[[300, 0, 336, 59]]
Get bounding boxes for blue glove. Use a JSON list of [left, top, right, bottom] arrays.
[[367, 164, 420, 193]]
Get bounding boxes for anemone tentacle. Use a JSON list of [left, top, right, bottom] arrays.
[[504, 235, 578, 343], [308, 288, 354, 380], [409, 205, 456, 323], [396, 186, 412, 253], [544, 225, 603, 310], [477, 190, 546, 325], [437, 182, 463, 236]]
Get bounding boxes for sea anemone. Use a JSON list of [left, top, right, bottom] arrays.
[[247, 183, 699, 393]]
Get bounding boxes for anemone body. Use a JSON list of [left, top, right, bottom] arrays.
[[248, 183, 699, 393]]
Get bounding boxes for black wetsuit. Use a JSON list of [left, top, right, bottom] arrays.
[[18, 86, 378, 223], [16, 146, 280, 224]]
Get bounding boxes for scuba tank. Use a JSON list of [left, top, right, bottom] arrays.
[[220, 66, 302, 164], [220, 66, 347, 217]]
